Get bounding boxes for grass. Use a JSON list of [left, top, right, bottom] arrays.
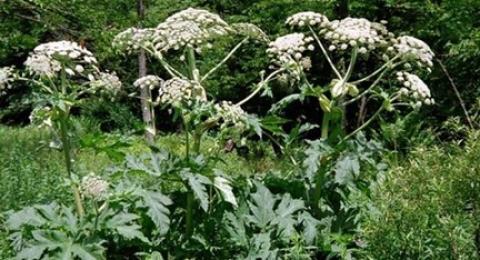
[[360, 131, 480, 259], [0, 126, 287, 212]]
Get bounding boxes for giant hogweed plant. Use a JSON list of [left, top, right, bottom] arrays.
[[111, 8, 281, 239], [259, 11, 434, 254], [1, 42, 171, 259]]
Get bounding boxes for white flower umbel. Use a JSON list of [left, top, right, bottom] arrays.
[[158, 78, 207, 107], [165, 8, 230, 34], [214, 101, 248, 130], [0, 67, 14, 95], [113, 28, 156, 53], [24, 54, 61, 78], [396, 71, 434, 106], [153, 8, 232, 53], [134, 75, 163, 90], [81, 173, 109, 200], [267, 33, 314, 62], [89, 72, 122, 96], [155, 21, 210, 51], [286, 11, 329, 29], [324, 18, 390, 53], [25, 41, 98, 78], [391, 36, 434, 69]]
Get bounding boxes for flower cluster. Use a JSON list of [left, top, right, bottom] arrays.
[[134, 75, 163, 90], [267, 33, 314, 63], [390, 36, 434, 69], [324, 18, 390, 53], [81, 173, 109, 199], [25, 41, 98, 78], [214, 101, 248, 130], [89, 72, 122, 96], [164, 8, 230, 34], [396, 71, 434, 106], [286, 12, 329, 29], [152, 8, 232, 52], [113, 28, 156, 53], [232, 23, 269, 42], [0, 67, 14, 95], [157, 78, 207, 107]]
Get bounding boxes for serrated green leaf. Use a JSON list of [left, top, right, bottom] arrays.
[[137, 190, 172, 235], [184, 172, 211, 212], [334, 155, 360, 185], [214, 176, 238, 208]]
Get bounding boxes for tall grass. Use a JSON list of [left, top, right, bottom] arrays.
[[361, 131, 480, 259]]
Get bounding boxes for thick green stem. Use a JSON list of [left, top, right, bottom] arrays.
[[187, 47, 199, 82], [192, 129, 202, 154], [321, 111, 331, 139], [59, 114, 85, 217], [185, 191, 194, 237]]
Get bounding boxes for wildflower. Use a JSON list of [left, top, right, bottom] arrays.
[[81, 173, 109, 199], [158, 78, 207, 107], [396, 71, 434, 105], [267, 33, 314, 62], [214, 101, 248, 130], [113, 27, 156, 53], [89, 72, 122, 95], [134, 75, 163, 90], [25, 41, 98, 78], [323, 18, 390, 52], [286, 12, 329, 29], [391, 36, 434, 69], [153, 8, 232, 52], [24, 54, 61, 77]]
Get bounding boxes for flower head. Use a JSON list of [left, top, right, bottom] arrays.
[[396, 71, 434, 106], [267, 33, 314, 63], [214, 101, 248, 130], [89, 72, 122, 95], [157, 78, 207, 107], [134, 75, 163, 90], [286, 12, 329, 29], [25, 41, 98, 78], [113, 28, 156, 53], [324, 18, 390, 53], [153, 8, 232, 52], [391, 36, 434, 69], [81, 173, 109, 199]]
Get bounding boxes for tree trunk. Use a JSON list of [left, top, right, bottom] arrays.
[[137, 0, 155, 143], [335, 0, 350, 18]]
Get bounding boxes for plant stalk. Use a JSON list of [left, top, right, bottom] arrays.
[[59, 113, 85, 217]]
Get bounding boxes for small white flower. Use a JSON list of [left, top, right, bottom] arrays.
[[65, 68, 75, 76], [75, 65, 84, 73]]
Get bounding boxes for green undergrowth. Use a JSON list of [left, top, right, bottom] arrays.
[[360, 131, 480, 259], [0, 126, 285, 212]]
